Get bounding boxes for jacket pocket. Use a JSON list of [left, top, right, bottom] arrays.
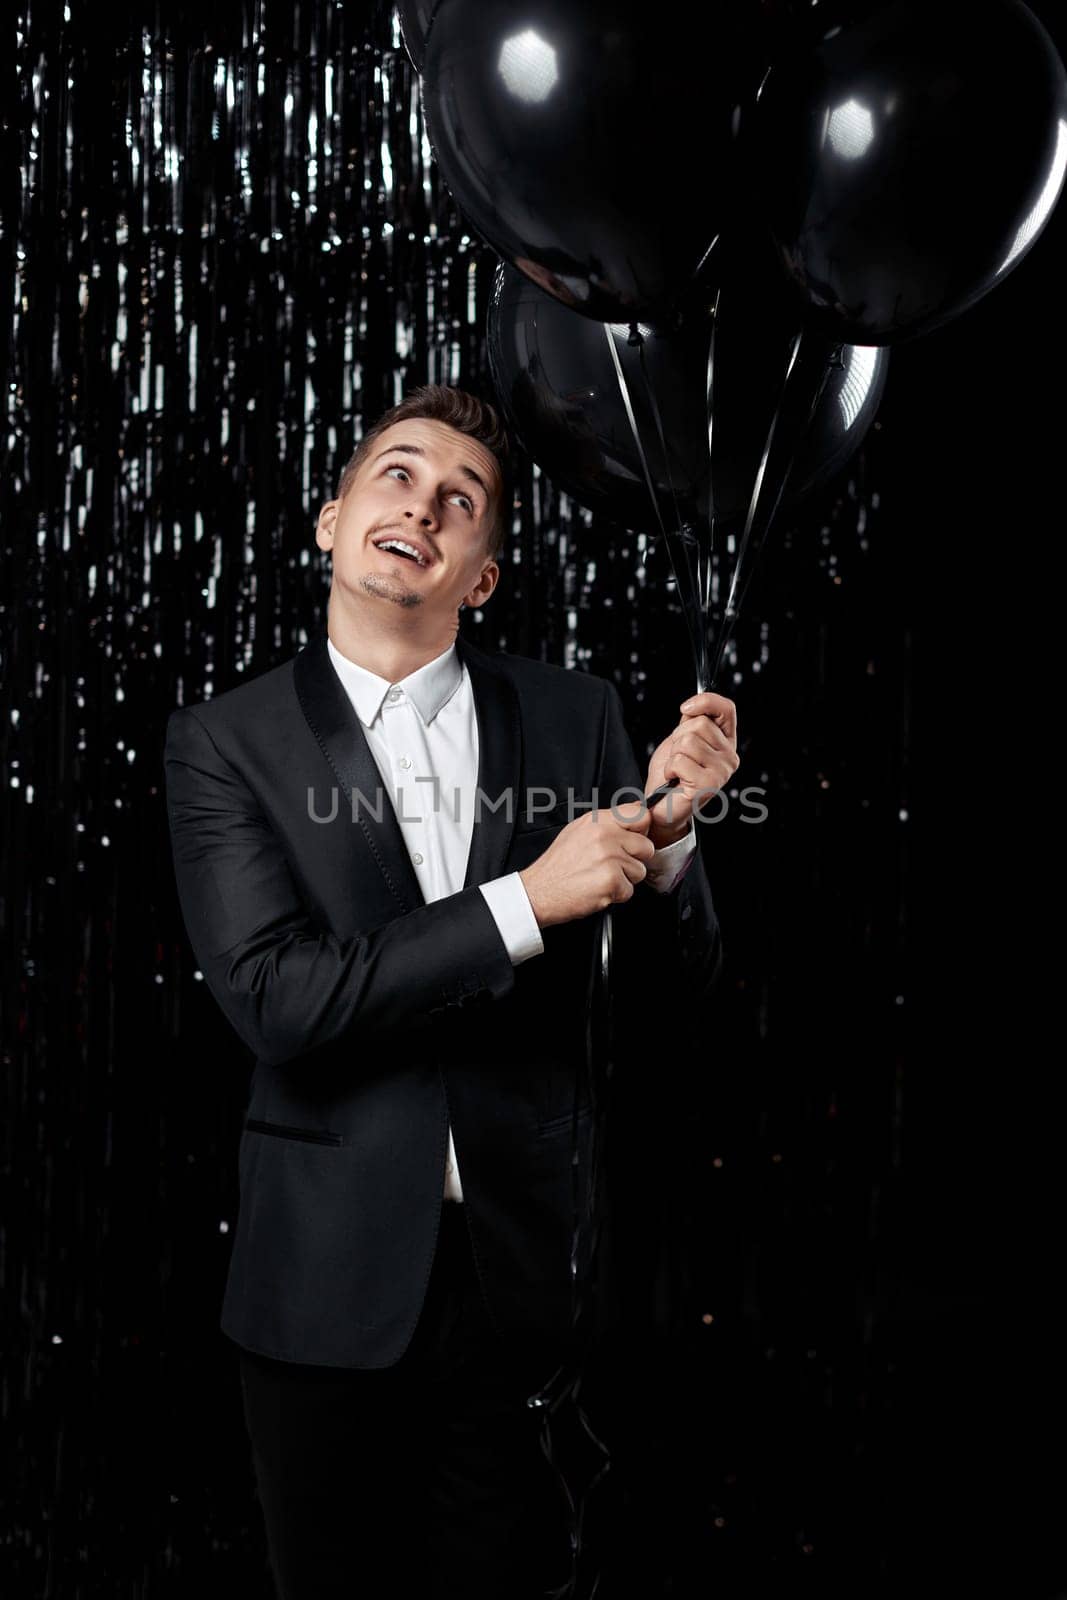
[[538, 1103, 594, 1137], [244, 1117, 345, 1147]]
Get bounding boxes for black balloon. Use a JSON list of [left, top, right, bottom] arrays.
[[746, 0, 1067, 345], [421, 0, 767, 328], [396, 0, 437, 74], [487, 257, 889, 534]]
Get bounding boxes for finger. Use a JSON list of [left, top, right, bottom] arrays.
[[674, 727, 728, 763], [676, 712, 736, 749], [667, 749, 733, 790], [665, 749, 703, 787], [679, 693, 737, 743], [618, 852, 647, 884], [678, 712, 737, 753], [679, 691, 735, 718], [610, 801, 652, 829], [619, 831, 657, 860]]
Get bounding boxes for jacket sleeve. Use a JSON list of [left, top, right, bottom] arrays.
[[163, 706, 517, 1068], [596, 681, 724, 1004]]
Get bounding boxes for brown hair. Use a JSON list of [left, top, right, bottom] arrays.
[[335, 384, 514, 561]]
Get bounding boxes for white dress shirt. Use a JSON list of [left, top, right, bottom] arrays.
[[326, 634, 697, 1202]]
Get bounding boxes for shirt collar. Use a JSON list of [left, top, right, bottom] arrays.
[[326, 633, 464, 728]]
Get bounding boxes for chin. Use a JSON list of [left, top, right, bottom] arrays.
[[357, 575, 424, 609]]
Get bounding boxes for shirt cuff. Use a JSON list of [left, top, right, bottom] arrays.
[[644, 816, 698, 895], [479, 873, 545, 965]]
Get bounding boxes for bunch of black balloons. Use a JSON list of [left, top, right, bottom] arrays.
[[400, 0, 1066, 542]]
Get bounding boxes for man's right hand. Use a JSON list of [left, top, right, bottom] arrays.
[[518, 801, 655, 929]]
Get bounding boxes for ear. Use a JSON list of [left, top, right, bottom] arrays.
[[462, 560, 499, 610], [316, 499, 340, 551]]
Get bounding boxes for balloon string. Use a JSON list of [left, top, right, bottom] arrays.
[[689, 231, 721, 300], [601, 322, 709, 694], [631, 327, 688, 556], [708, 326, 841, 683], [700, 289, 722, 666], [527, 906, 615, 1599], [631, 322, 713, 693]]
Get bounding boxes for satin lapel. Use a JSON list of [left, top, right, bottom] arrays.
[[454, 631, 522, 890], [292, 627, 425, 914]]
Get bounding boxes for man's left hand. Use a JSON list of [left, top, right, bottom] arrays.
[[643, 692, 740, 848]]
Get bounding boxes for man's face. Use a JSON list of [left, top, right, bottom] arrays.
[[316, 418, 502, 619]]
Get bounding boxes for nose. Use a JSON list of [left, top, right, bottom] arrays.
[[403, 499, 439, 530]]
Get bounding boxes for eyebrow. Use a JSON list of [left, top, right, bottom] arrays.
[[370, 442, 491, 507]]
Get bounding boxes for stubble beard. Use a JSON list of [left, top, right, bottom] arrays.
[[357, 572, 424, 610]]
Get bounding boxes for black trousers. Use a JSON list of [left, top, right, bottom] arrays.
[[236, 1202, 572, 1598]]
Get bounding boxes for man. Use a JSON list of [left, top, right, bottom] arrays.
[[163, 383, 737, 1597]]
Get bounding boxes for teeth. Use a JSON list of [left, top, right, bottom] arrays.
[[374, 538, 427, 566]]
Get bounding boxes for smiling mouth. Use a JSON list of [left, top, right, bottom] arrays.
[[372, 536, 432, 568]]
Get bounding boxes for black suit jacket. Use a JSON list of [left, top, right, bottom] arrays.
[[163, 624, 723, 1369]]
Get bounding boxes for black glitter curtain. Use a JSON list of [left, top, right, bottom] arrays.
[[2, 0, 1065, 1595]]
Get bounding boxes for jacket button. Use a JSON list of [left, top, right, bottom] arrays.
[[681, 904, 692, 921]]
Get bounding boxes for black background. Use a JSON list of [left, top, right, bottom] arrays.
[[1, 1, 1064, 1594]]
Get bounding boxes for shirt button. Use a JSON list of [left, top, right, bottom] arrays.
[[386, 688, 401, 703], [398, 756, 412, 769], [412, 852, 424, 865]]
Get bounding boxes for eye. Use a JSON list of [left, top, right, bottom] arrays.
[[384, 463, 475, 516]]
